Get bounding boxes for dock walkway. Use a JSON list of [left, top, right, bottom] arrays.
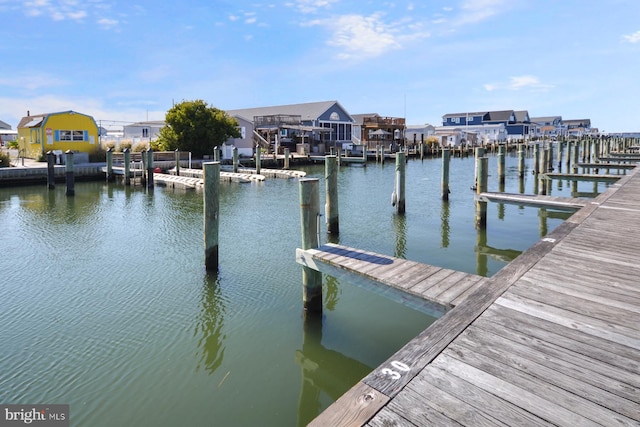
[[308, 167, 640, 426]]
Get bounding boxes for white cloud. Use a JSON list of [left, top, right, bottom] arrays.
[[622, 30, 640, 43], [97, 17, 118, 29], [245, 17, 256, 24], [305, 13, 429, 61], [484, 75, 554, 92], [0, 73, 68, 91], [291, 0, 337, 14], [455, 0, 510, 26]]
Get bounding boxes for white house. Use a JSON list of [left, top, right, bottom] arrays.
[[123, 120, 165, 144], [222, 115, 254, 160], [405, 124, 435, 144]]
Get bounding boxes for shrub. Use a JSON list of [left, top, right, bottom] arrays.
[[118, 141, 132, 152], [89, 147, 107, 162], [133, 142, 148, 152], [0, 151, 10, 168]]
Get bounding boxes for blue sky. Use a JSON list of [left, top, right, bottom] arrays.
[[1, 0, 639, 132]]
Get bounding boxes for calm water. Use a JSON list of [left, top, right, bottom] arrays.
[[0, 149, 612, 426]]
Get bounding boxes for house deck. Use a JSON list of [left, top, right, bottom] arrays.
[[307, 166, 640, 426]]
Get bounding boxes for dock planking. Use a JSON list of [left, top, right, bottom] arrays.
[[309, 166, 640, 425], [477, 192, 587, 210], [296, 243, 487, 312]]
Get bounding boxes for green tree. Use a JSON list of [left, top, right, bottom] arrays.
[[154, 100, 240, 157]]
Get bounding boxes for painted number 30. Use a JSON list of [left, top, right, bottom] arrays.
[[381, 360, 410, 380]]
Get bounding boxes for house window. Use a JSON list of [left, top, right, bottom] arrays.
[[58, 130, 86, 141], [142, 128, 149, 138]]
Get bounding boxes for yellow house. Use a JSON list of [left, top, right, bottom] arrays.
[[17, 110, 99, 159]]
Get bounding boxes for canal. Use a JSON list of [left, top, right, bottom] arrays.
[[0, 150, 611, 426]]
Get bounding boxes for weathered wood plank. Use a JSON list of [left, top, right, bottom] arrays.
[[308, 382, 389, 427], [477, 192, 586, 210], [431, 353, 600, 426]]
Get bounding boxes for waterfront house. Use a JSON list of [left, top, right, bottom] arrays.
[[0, 119, 17, 144], [17, 110, 99, 160], [442, 110, 531, 140], [227, 100, 355, 154], [404, 124, 436, 145], [530, 116, 564, 139], [564, 119, 592, 137], [351, 113, 406, 149], [123, 120, 165, 145], [222, 115, 254, 159]]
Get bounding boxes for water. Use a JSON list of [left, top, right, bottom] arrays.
[[0, 151, 613, 426]]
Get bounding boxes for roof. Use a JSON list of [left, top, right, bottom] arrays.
[[17, 110, 96, 129], [227, 100, 354, 123], [0, 119, 11, 130], [351, 113, 380, 124], [530, 116, 562, 124], [514, 110, 530, 122], [564, 118, 591, 126], [442, 111, 488, 118], [125, 120, 166, 127], [485, 110, 515, 122]]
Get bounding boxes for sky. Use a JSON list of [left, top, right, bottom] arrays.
[[1, 0, 639, 133]]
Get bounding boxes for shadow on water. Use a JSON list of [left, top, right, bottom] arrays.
[[195, 273, 226, 375], [295, 315, 372, 427]]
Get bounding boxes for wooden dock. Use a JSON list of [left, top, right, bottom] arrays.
[[542, 172, 622, 182], [296, 244, 486, 315], [307, 167, 640, 426], [476, 192, 587, 210]]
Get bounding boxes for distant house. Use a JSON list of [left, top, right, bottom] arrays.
[[0, 119, 17, 144], [351, 113, 406, 148], [404, 124, 435, 144], [227, 100, 355, 154], [442, 110, 531, 140], [433, 127, 478, 147], [564, 119, 592, 137], [530, 116, 563, 138], [17, 110, 99, 159], [123, 120, 165, 144], [222, 115, 254, 159]]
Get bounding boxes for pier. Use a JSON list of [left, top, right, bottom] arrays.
[[305, 166, 640, 426]]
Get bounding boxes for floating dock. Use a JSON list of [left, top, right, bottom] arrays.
[[307, 167, 640, 426]]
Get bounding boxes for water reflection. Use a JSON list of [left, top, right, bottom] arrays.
[[392, 213, 406, 259], [324, 275, 340, 311], [296, 316, 372, 427], [440, 201, 450, 248], [195, 274, 226, 375]]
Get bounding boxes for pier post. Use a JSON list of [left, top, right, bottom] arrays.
[[517, 144, 525, 178], [556, 141, 563, 171], [474, 147, 485, 189], [47, 151, 55, 189], [124, 148, 131, 186], [204, 162, 220, 272], [146, 148, 154, 189], [214, 146, 220, 163], [106, 147, 114, 182], [256, 145, 261, 175], [325, 155, 339, 235], [565, 141, 572, 171], [533, 144, 540, 175], [393, 151, 406, 214], [299, 178, 322, 314], [572, 142, 579, 174], [475, 156, 488, 229], [284, 147, 290, 170], [175, 149, 180, 176], [233, 146, 239, 173], [540, 149, 548, 196], [441, 148, 450, 201], [498, 144, 505, 184], [65, 150, 75, 196], [141, 148, 147, 186], [380, 145, 384, 165]]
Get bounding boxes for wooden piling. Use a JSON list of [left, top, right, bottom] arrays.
[[441, 148, 450, 201], [106, 147, 114, 182], [325, 155, 339, 235], [124, 148, 131, 186], [540, 149, 548, 196], [475, 156, 488, 229], [517, 144, 525, 178], [474, 147, 485, 189], [256, 146, 261, 175], [47, 151, 55, 189], [65, 150, 75, 196], [497, 145, 505, 184], [393, 151, 406, 214], [284, 147, 290, 170], [299, 178, 322, 313], [233, 147, 239, 173], [533, 144, 540, 175], [146, 148, 154, 189], [175, 149, 180, 176], [214, 146, 220, 163], [204, 162, 220, 272]]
